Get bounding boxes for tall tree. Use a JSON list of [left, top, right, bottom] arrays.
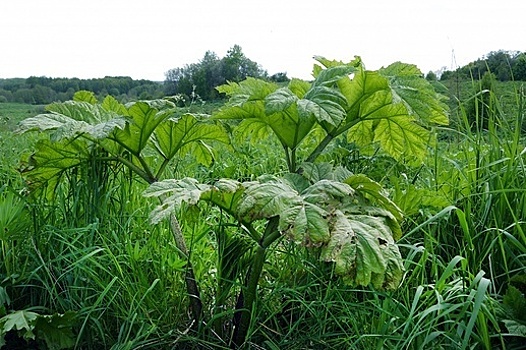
[[164, 45, 267, 101]]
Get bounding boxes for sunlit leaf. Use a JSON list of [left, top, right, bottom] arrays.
[[379, 62, 449, 125], [265, 88, 298, 114], [73, 90, 98, 104], [373, 114, 431, 162], [234, 119, 273, 145], [153, 114, 229, 165], [101, 95, 128, 115], [17, 102, 127, 141], [300, 86, 347, 128], [112, 101, 170, 155]]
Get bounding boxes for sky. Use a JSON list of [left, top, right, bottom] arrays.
[[1, 0, 525, 81]]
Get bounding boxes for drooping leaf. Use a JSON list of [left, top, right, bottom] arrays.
[[236, 176, 302, 223], [201, 179, 245, 213], [145, 174, 404, 290], [281, 200, 330, 245], [143, 178, 211, 224], [345, 174, 403, 223], [301, 179, 355, 206], [320, 210, 403, 289]]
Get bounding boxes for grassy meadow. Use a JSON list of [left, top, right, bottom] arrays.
[[1, 73, 526, 350]]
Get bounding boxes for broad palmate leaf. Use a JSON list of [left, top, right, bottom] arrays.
[[144, 175, 404, 289], [19, 138, 91, 192], [313, 58, 449, 162], [379, 62, 449, 126], [153, 114, 229, 166], [16, 100, 127, 141]]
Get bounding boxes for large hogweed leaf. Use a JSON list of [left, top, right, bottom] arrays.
[[152, 113, 229, 166], [19, 138, 91, 192], [17, 94, 230, 186], [215, 70, 350, 151], [313, 57, 449, 162], [216, 79, 317, 150], [16, 100, 127, 141], [111, 101, 173, 156], [379, 62, 449, 126], [144, 174, 404, 289], [320, 210, 403, 289]]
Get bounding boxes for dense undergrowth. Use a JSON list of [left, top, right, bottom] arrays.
[[1, 65, 526, 349]]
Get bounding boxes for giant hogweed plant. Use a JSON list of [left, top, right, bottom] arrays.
[[17, 56, 448, 347], [16, 91, 229, 323], [144, 57, 449, 346]]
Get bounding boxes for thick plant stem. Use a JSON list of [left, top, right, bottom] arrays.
[[169, 212, 202, 323], [305, 133, 334, 164], [232, 217, 280, 348]]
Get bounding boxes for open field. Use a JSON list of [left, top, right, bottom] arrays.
[[1, 72, 525, 349]]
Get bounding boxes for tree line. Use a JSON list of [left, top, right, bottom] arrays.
[[164, 45, 289, 101], [0, 45, 288, 105], [440, 50, 526, 81], [0, 76, 165, 105]]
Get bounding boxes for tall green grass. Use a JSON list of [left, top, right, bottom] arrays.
[[2, 79, 526, 349]]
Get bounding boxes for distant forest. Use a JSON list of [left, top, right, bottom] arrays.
[[439, 50, 526, 81], [1, 49, 524, 106], [0, 76, 165, 105]]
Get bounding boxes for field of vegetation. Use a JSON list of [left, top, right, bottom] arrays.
[[1, 56, 526, 349]]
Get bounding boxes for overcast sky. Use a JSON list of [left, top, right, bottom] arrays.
[[1, 0, 525, 81]]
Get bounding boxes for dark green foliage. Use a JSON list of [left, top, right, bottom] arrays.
[[164, 45, 268, 100], [6, 53, 526, 349], [0, 76, 165, 105], [441, 50, 526, 82]]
